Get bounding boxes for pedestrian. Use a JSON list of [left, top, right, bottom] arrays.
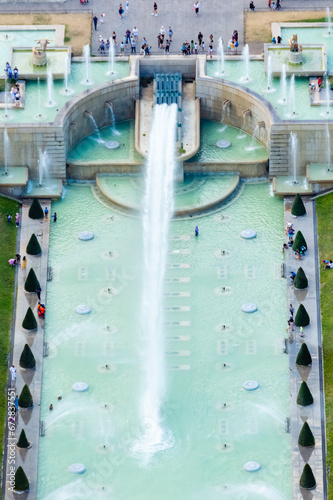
[[22, 256, 27, 270], [268, 0, 271, 7], [152, 2, 158, 16], [289, 304, 294, 316], [194, 1, 200, 15], [44, 206, 49, 218], [7, 214, 11, 223], [126, 0, 129, 13], [100, 13, 105, 24], [133, 26, 138, 40], [157, 33, 161, 48], [198, 32, 203, 46], [195, 226, 199, 236], [209, 44, 213, 58], [15, 212, 20, 227], [49, 404, 53, 411], [249, 1, 255, 10], [131, 39, 136, 53], [14, 395, 18, 412], [52, 212, 57, 222], [300, 326, 304, 337], [165, 40, 170, 54], [119, 4, 124, 18], [126, 28, 131, 44], [36, 285, 42, 300], [8, 259, 16, 266], [209, 34, 214, 44], [169, 26, 173, 42], [202, 40, 205, 52], [194, 42, 198, 54], [120, 42, 125, 55], [10, 365, 16, 383], [16, 254, 21, 265], [112, 32, 117, 45], [93, 15, 98, 30]]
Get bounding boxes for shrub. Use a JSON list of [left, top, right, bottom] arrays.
[[28, 198, 44, 219], [24, 268, 40, 293], [296, 343, 312, 366], [294, 304, 310, 327], [292, 231, 307, 252], [294, 267, 308, 289], [14, 466, 29, 492], [300, 463, 316, 490], [17, 429, 30, 449], [291, 193, 306, 216], [26, 233, 42, 256], [19, 344, 36, 369], [298, 422, 315, 448], [18, 384, 33, 408], [22, 307, 37, 331], [297, 381, 314, 406]]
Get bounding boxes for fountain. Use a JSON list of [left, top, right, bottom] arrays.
[[84, 111, 104, 144], [326, 122, 331, 171], [241, 44, 250, 82], [266, 54, 274, 92], [3, 77, 9, 121], [34, 77, 46, 121], [105, 101, 120, 146], [82, 44, 93, 85], [32, 38, 51, 66], [279, 64, 287, 105], [132, 103, 177, 460], [60, 55, 74, 96], [325, 75, 330, 116], [238, 109, 250, 138], [217, 37, 225, 75], [288, 34, 303, 64], [45, 70, 56, 108], [107, 40, 115, 75], [247, 124, 260, 151], [4, 128, 9, 175], [327, 7, 332, 36], [38, 149, 50, 186], [289, 74, 296, 116], [290, 132, 298, 184]]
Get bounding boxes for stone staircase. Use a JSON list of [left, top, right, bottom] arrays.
[[42, 131, 66, 180], [269, 131, 289, 177]]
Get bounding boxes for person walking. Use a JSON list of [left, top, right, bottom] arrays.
[[125, 0, 129, 13], [10, 365, 16, 384], [168, 26, 173, 42], [15, 213, 20, 228], [126, 28, 131, 44], [119, 4, 124, 18], [93, 15, 98, 30], [209, 44, 213, 58], [112, 31, 117, 45], [194, 1, 200, 15], [165, 39, 170, 54], [131, 38, 136, 53], [36, 285, 42, 300], [152, 2, 158, 16], [198, 31, 203, 46], [52, 212, 57, 222], [132, 26, 138, 40], [22, 256, 27, 270], [100, 13, 105, 25]]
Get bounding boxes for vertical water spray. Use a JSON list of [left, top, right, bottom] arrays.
[[326, 122, 331, 171], [82, 44, 93, 85], [38, 149, 50, 187], [218, 37, 225, 75], [108, 40, 115, 75], [4, 128, 9, 175], [290, 132, 298, 184], [46, 70, 56, 107], [266, 55, 273, 91], [327, 7, 332, 35], [37, 77, 42, 118], [4, 76, 9, 120], [290, 74, 296, 115], [248, 123, 260, 150], [325, 76, 330, 116], [133, 103, 178, 460], [242, 44, 250, 82], [85, 112, 103, 142], [280, 64, 287, 104], [62, 55, 74, 95]]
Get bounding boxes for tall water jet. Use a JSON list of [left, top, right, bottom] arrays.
[[289, 74, 296, 115], [241, 44, 250, 82], [327, 7, 332, 35], [107, 40, 115, 75], [82, 44, 93, 85], [46, 70, 56, 107], [325, 75, 330, 116], [280, 64, 287, 104], [133, 103, 178, 460], [217, 37, 225, 75], [266, 54, 273, 91], [38, 149, 50, 187], [247, 123, 260, 151], [61, 55, 74, 96], [290, 132, 298, 184], [4, 128, 9, 175], [2, 76, 9, 121], [326, 122, 331, 171], [85, 111, 103, 143]]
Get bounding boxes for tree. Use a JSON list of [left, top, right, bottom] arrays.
[[294, 304, 310, 327], [18, 384, 33, 408], [297, 381, 314, 406], [28, 198, 44, 219], [19, 344, 36, 369], [296, 343, 312, 366], [24, 268, 40, 293], [22, 307, 37, 331], [291, 193, 306, 216], [294, 267, 308, 289], [14, 466, 29, 492], [300, 463, 316, 490], [298, 422, 315, 448], [292, 231, 307, 252], [26, 233, 42, 256], [17, 429, 30, 449]]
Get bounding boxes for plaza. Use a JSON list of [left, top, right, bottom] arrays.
[[0, 0, 333, 499]]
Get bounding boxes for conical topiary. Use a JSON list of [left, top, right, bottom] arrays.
[[292, 230, 307, 252], [22, 307, 37, 331], [28, 198, 44, 220], [19, 344, 36, 369], [14, 466, 29, 492], [18, 384, 33, 408], [296, 343, 312, 367], [295, 304, 310, 327], [297, 381, 314, 406], [17, 429, 30, 449], [26, 233, 42, 256], [294, 267, 308, 289], [24, 268, 40, 293], [291, 193, 306, 217], [300, 463, 316, 490], [298, 422, 315, 448]]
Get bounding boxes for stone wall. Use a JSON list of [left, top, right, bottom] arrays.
[[139, 56, 196, 80]]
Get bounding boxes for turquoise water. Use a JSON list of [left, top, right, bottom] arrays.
[[267, 46, 324, 73], [37, 183, 291, 500], [0, 62, 129, 123], [67, 120, 142, 163], [0, 29, 56, 63], [207, 60, 333, 120]]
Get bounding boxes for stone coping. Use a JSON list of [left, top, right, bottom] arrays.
[[0, 25, 65, 45], [185, 161, 268, 178], [264, 43, 327, 77], [307, 163, 333, 182], [9, 46, 71, 80], [272, 176, 313, 195], [0, 167, 28, 186]]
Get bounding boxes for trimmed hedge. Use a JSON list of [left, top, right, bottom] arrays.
[[28, 198, 43, 220], [22, 307, 37, 331], [297, 381, 314, 406], [298, 422, 315, 448], [295, 304, 310, 327], [294, 267, 308, 289], [14, 466, 29, 492], [292, 230, 307, 252], [300, 463, 316, 490], [292, 193, 306, 217], [18, 384, 33, 409], [24, 268, 40, 293], [17, 429, 30, 449], [26, 233, 41, 256], [296, 343, 312, 367], [19, 344, 36, 369]]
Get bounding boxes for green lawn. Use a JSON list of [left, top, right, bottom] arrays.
[[316, 192, 333, 494], [0, 196, 19, 458]]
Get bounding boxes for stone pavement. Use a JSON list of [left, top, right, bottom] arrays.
[[284, 198, 326, 499]]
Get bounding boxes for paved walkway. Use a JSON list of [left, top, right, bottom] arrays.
[[284, 198, 326, 499], [4, 201, 50, 500]]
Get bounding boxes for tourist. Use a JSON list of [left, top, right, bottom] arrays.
[[14, 395, 18, 412], [13, 67, 18, 80], [93, 16, 98, 30], [7, 214, 11, 223], [160, 26, 165, 36], [15, 212, 20, 227], [16, 254, 21, 265], [194, 42, 198, 55], [131, 39, 136, 53], [119, 4, 124, 18], [202, 40, 205, 52], [169, 26, 173, 42], [272, 37, 276, 44], [249, 1, 255, 10], [152, 1, 158, 16], [100, 13, 105, 25], [4, 62, 9, 73], [112, 32, 117, 45], [36, 285, 42, 300], [198, 32, 203, 46], [10, 365, 16, 383], [300, 326, 304, 337], [132, 26, 138, 41], [38, 302, 46, 319], [277, 35, 282, 43], [194, 1, 200, 15], [157, 33, 162, 48], [106, 39, 110, 51], [290, 304, 294, 316], [209, 44, 214, 58], [209, 34, 214, 44], [49, 404, 53, 411], [120, 42, 125, 55], [195, 226, 199, 236], [126, 28, 131, 44], [7, 66, 12, 79], [99, 40, 105, 53], [282, 243, 288, 252], [165, 40, 170, 54], [44, 206, 49, 218], [22, 256, 27, 270], [8, 259, 16, 266], [317, 77, 322, 92], [126, 0, 129, 13], [52, 212, 57, 222], [268, 0, 271, 7], [290, 271, 296, 281], [325, 260, 333, 270]]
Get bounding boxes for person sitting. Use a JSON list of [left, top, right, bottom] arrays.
[[277, 35, 282, 43], [249, 1, 255, 10], [10, 87, 16, 102], [13, 67, 18, 80], [181, 42, 187, 55], [272, 37, 276, 44], [325, 260, 333, 270], [145, 45, 151, 55], [317, 77, 322, 92], [290, 271, 296, 281]]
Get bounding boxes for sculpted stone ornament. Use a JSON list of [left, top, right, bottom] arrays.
[[32, 38, 51, 66], [288, 34, 303, 64]]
